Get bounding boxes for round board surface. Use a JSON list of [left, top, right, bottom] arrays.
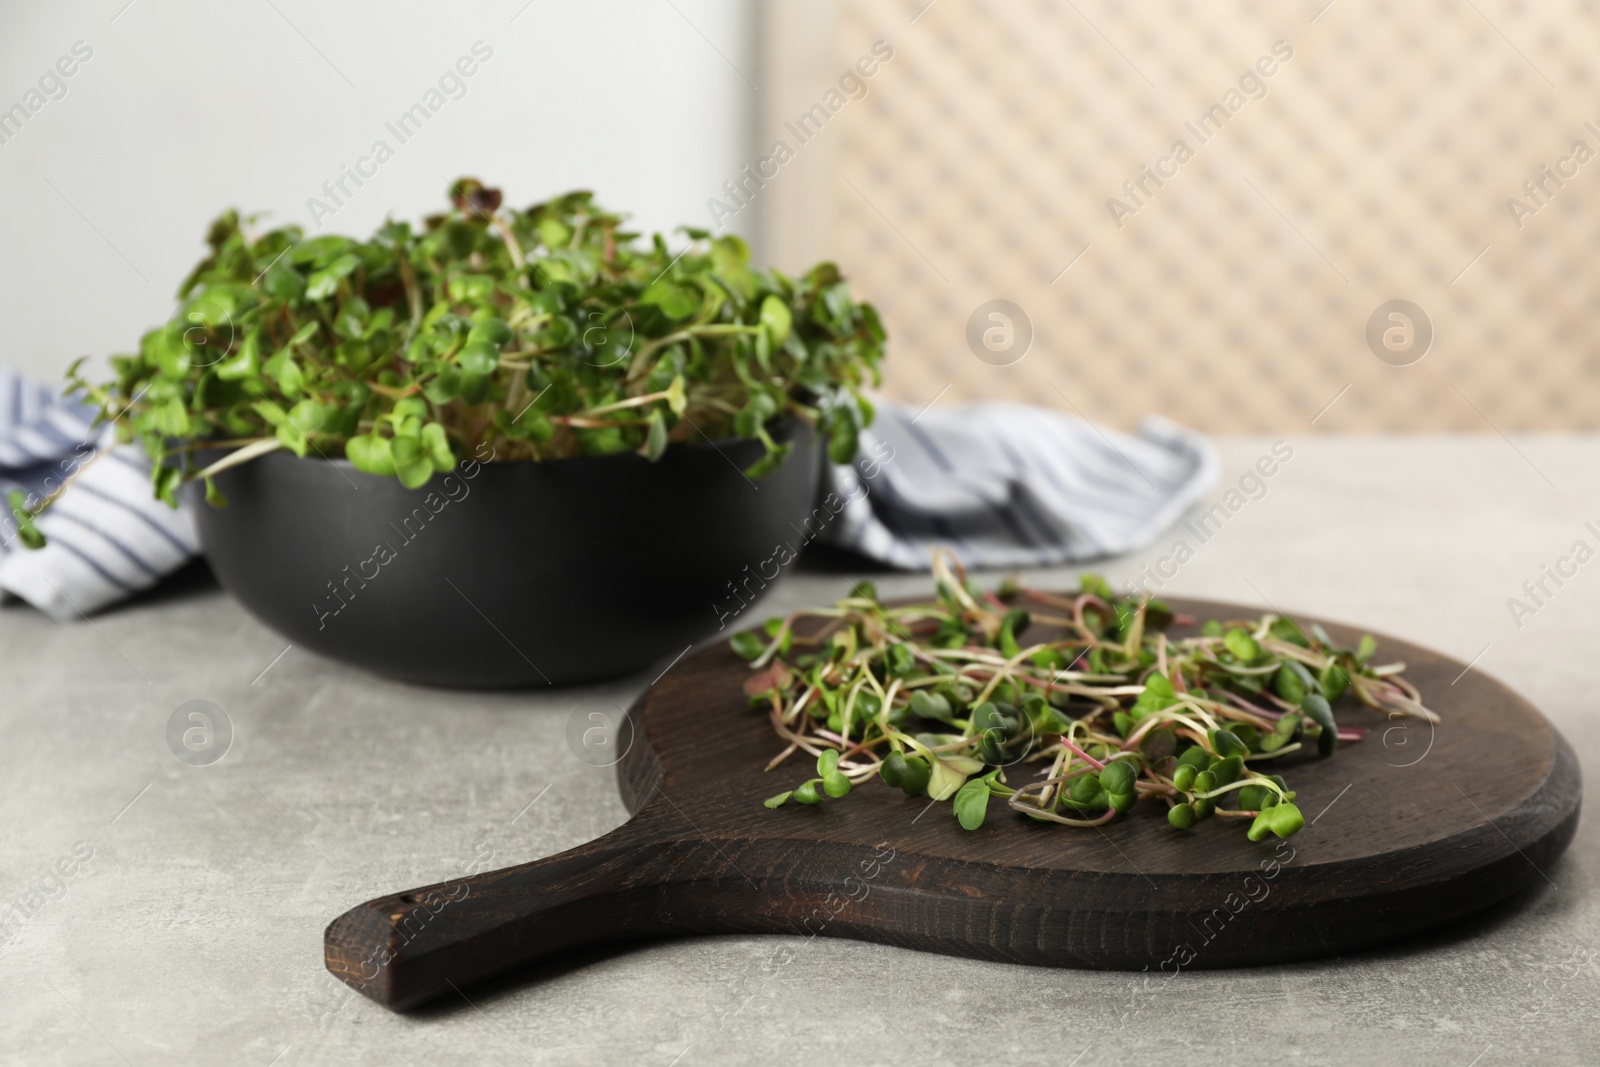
[[326, 598, 1580, 1010]]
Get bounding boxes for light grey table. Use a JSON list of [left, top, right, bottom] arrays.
[[3, 437, 1596, 1067]]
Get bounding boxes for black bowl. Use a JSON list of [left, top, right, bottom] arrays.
[[193, 422, 824, 687]]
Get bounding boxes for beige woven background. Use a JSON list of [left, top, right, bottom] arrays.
[[757, 0, 1600, 432]]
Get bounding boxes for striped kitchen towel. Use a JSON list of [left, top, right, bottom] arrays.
[[0, 368, 198, 621], [817, 401, 1218, 570]]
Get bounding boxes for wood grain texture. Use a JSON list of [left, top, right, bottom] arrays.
[[325, 599, 1581, 1011]]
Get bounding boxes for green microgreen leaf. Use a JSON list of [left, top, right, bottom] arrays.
[[729, 631, 765, 661], [1223, 627, 1260, 661], [953, 777, 991, 830]]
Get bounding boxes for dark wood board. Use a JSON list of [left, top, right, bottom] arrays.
[[325, 598, 1581, 1011]]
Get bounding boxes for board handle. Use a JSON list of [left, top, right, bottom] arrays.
[[324, 817, 712, 1011]]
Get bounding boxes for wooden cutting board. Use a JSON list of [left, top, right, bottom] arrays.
[[325, 598, 1581, 1011]]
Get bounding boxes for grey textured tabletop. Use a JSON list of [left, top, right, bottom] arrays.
[[3, 436, 1597, 1066]]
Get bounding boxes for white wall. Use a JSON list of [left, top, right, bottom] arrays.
[[0, 0, 756, 384]]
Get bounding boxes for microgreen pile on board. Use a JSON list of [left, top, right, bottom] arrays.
[[734, 552, 1437, 841]]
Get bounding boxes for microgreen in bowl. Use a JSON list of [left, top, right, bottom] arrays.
[[43, 178, 882, 526]]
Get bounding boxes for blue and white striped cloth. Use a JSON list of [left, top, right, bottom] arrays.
[[0, 368, 197, 621], [818, 402, 1217, 570], [0, 368, 1213, 618]]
